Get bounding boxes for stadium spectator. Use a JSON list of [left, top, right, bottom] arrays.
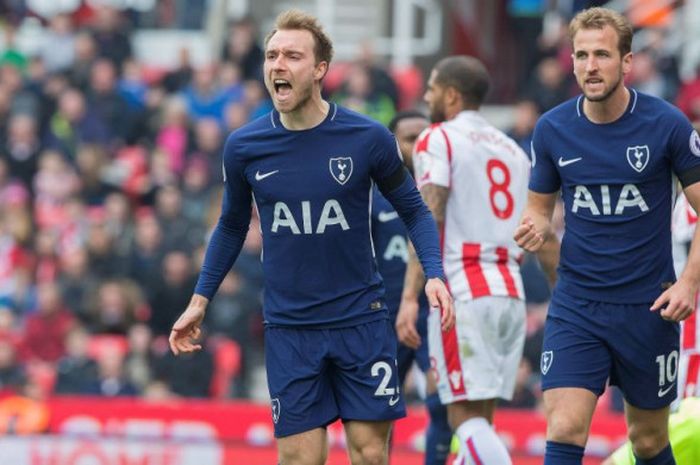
[[123, 323, 156, 392], [21, 282, 75, 363], [222, 16, 264, 82], [332, 62, 396, 126], [89, 280, 143, 335], [523, 55, 573, 112], [181, 65, 227, 124], [148, 250, 196, 336], [181, 156, 215, 224], [74, 144, 115, 206], [54, 326, 98, 394], [57, 247, 97, 324], [629, 49, 669, 99], [38, 14, 77, 74], [676, 67, 700, 126], [33, 150, 80, 230], [155, 96, 191, 176], [70, 31, 99, 92], [82, 342, 138, 397], [188, 117, 224, 181], [506, 98, 540, 155], [3, 113, 43, 192], [45, 88, 109, 158], [155, 338, 213, 398], [87, 58, 135, 144], [89, 6, 133, 72], [154, 184, 202, 252], [127, 211, 166, 297], [0, 339, 26, 394]]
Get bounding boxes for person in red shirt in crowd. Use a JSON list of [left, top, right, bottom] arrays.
[[21, 282, 75, 363]]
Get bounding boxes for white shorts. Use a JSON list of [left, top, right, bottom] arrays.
[[428, 296, 526, 404], [678, 351, 700, 399]]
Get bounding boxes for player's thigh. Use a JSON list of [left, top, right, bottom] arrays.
[[329, 319, 406, 422], [543, 387, 598, 446], [428, 297, 525, 403], [277, 427, 328, 465], [265, 326, 338, 438], [623, 401, 670, 457], [607, 304, 680, 409], [540, 293, 611, 396]]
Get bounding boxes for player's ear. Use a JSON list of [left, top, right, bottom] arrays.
[[445, 86, 460, 107], [314, 61, 328, 81], [622, 51, 633, 75]]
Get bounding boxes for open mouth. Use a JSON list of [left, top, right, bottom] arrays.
[[273, 79, 292, 97]]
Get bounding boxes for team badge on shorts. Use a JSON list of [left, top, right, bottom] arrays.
[[329, 157, 353, 185], [271, 398, 281, 424], [626, 145, 650, 173], [690, 130, 700, 157], [541, 351, 554, 375]]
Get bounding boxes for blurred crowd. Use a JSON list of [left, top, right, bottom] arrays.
[[0, 1, 699, 425]]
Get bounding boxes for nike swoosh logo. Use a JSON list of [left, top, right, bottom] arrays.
[[658, 383, 675, 398], [377, 211, 399, 223], [255, 170, 279, 181], [558, 157, 582, 167], [388, 396, 400, 406]]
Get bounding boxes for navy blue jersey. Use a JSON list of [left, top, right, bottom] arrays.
[[371, 187, 429, 320], [195, 104, 443, 327], [530, 90, 700, 303]]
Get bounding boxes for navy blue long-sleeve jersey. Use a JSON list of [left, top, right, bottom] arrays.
[[530, 90, 700, 303], [195, 104, 444, 327]]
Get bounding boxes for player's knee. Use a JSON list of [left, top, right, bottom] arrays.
[[279, 444, 327, 465], [546, 414, 589, 445], [627, 424, 668, 459], [349, 442, 387, 465]]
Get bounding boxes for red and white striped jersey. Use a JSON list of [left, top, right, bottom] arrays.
[[672, 192, 700, 398], [413, 111, 530, 301], [672, 192, 700, 354]]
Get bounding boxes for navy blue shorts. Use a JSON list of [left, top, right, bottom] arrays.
[[265, 318, 406, 437], [395, 308, 431, 384], [541, 289, 680, 409]]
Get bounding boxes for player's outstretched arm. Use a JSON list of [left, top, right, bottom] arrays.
[[651, 182, 700, 321], [169, 294, 208, 355], [513, 190, 558, 253]]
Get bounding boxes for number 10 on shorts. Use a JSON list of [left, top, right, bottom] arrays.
[[656, 351, 679, 387]]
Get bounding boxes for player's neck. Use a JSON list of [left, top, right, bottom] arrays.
[[279, 94, 330, 130], [583, 86, 630, 124]]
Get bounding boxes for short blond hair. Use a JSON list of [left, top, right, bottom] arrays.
[[264, 9, 334, 65], [569, 7, 633, 57]]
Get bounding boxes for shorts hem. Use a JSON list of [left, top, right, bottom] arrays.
[[340, 410, 407, 423], [541, 382, 604, 397], [274, 415, 339, 438]]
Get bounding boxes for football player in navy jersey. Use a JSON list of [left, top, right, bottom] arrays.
[[168, 9, 454, 465], [514, 7, 700, 465], [372, 110, 452, 465]]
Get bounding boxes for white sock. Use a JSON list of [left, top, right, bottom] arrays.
[[454, 417, 512, 465]]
